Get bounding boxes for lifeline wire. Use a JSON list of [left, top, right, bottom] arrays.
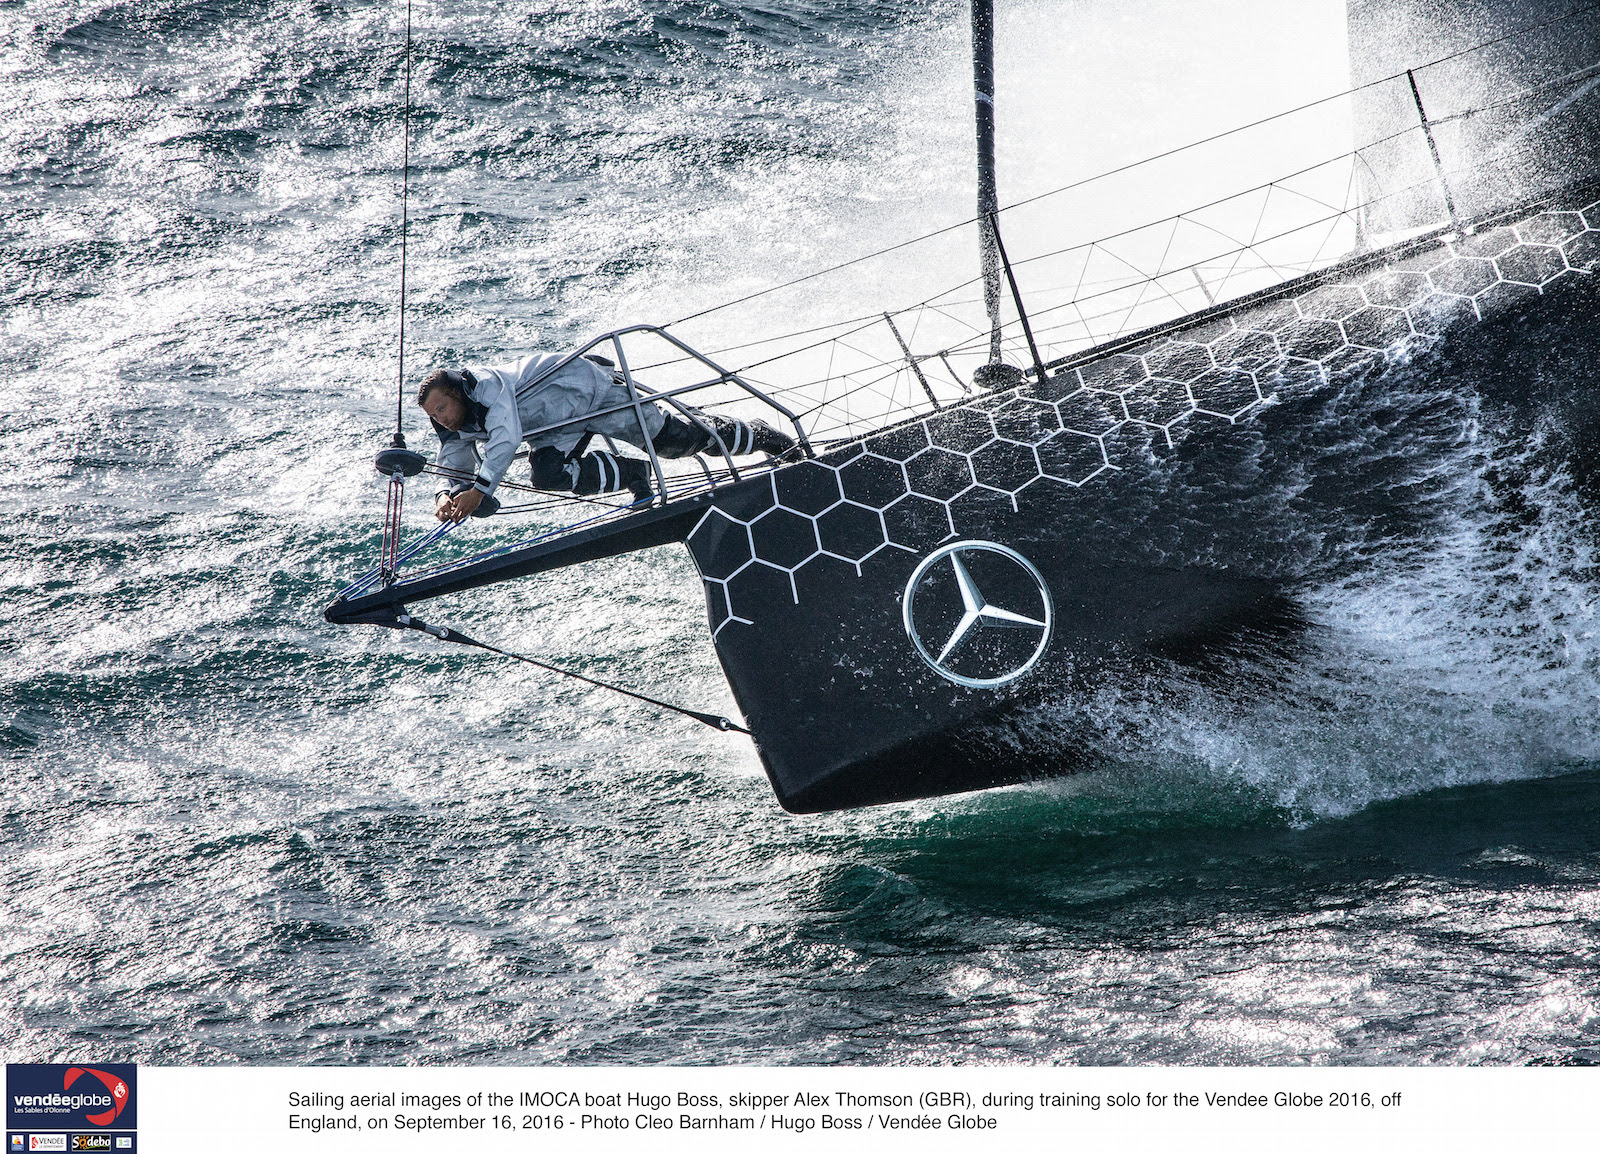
[[662, 0, 1600, 332], [361, 5, 1600, 606]]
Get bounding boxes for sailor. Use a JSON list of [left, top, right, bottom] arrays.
[[418, 354, 797, 521]]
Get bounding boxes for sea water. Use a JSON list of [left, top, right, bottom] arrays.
[[3, 0, 1600, 1065]]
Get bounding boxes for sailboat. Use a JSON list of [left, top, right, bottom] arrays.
[[328, 1, 1600, 812]]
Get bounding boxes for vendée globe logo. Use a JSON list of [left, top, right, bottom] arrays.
[[7, 1064, 137, 1135], [11, 1072, 123, 1126]]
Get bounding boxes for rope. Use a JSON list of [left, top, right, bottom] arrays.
[[394, 613, 750, 733]]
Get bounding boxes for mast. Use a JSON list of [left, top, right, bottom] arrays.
[[972, 0, 1003, 366]]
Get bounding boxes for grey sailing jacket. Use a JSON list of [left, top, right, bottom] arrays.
[[432, 353, 666, 497]]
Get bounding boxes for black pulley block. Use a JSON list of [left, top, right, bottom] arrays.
[[375, 447, 429, 477]]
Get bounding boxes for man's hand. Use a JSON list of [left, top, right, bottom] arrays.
[[436, 488, 485, 522]]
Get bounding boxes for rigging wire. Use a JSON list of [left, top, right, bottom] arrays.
[[371, 0, 428, 583], [358, 3, 1600, 594], [395, 0, 413, 436], [665, 62, 1595, 405], [378, 1, 1600, 380], [390, 614, 749, 733], [661, 0, 1600, 333]]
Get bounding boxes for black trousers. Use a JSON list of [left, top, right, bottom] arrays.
[[528, 414, 746, 496]]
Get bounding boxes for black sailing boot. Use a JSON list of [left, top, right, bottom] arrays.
[[572, 450, 654, 502], [707, 415, 798, 457], [621, 458, 654, 502], [652, 412, 799, 460]]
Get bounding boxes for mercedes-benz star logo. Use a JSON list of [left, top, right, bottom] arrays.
[[901, 540, 1054, 689]]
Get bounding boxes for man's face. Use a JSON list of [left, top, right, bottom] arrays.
[[423, 387, 466, 431]]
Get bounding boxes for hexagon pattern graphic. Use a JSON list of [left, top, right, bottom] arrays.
[[688, 200, 1600, 634]]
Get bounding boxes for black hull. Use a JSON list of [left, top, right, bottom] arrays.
[[686, 195, 1600, 811]]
